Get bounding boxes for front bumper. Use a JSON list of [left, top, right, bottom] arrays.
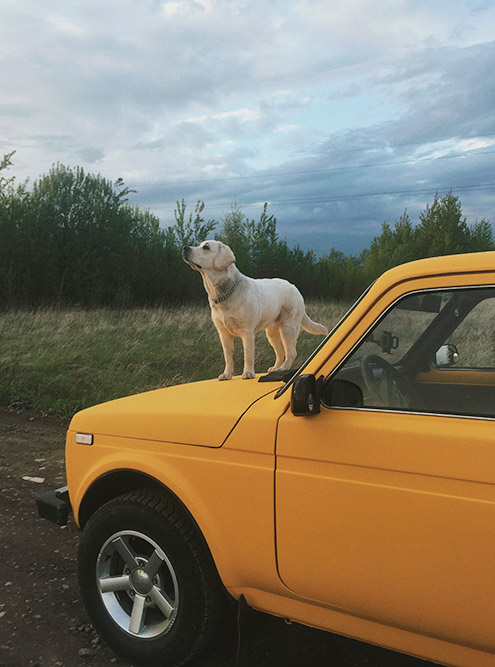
[[36, 485, 71, 526]]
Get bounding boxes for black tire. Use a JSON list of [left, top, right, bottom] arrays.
[[78, 489, 225, 667]]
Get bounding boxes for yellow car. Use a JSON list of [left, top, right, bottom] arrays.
[[38, 251, 495, 667]]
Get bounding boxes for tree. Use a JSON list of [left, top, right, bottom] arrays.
[[167, 199, 216, 247], [1, 152, 492, 308], [216, 201, 251, 272], [0, 152, 31, 305], [468, 219, 495, 252], [24, 164, 138, 304], [245, 203, 282, 277], [364, 193, 494, 280], [217, 202, 291, 279], [0, 161, 174, 306], [415, 192, 471, 257], [162, 200, 218, 302], [0, 151, 16, 196], [364, 210, 416, 278]]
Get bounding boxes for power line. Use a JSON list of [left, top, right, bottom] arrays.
[[133, 145, 495, 190], [143, 183, 494, 214], [266, 183, 495, 207]]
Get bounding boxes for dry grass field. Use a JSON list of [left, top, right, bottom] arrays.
[[0, 300, 349, 417]]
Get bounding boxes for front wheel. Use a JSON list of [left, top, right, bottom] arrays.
[[78, 489, 224, 666]]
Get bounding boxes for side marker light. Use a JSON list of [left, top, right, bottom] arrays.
[[75, 432, 94, 445]]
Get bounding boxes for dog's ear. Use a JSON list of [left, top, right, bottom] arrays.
[[214, 243, 236, 270]]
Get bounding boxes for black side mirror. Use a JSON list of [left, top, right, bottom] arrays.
[[322, 378, 363, 408], [291, 374, 322, 416]]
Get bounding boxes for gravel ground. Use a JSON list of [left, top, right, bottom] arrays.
[[0, 407, 435, 667]]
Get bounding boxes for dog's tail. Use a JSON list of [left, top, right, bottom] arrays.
[[301, 312, 328, 336]]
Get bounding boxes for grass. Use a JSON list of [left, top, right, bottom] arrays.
[[0, 300, 349, 418]]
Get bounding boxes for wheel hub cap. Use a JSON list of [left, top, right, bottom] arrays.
[[131, 568, 153, 595], [96, 530, 179, 639]]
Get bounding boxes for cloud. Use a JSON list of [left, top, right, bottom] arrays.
[[377, 41, 495, 145], [187, 108, 261, 125], [0, 0, 494, 255], [47, 15, 84, 35], [162, 0, 213, 17]]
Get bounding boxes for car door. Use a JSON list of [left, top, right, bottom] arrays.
[[275, 285, 495, 651]]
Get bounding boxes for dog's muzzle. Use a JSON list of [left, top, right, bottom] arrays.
[[182, 246, 201, 269]]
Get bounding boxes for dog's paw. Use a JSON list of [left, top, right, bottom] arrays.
[[218, 372, 233, 381], [242, 370, 255, 379], [267, 365, 280, 373]]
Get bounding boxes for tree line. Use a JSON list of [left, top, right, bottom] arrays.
[[0, 152, 493, 308]]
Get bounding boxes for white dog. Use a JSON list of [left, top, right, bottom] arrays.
[[182, 240, 328, 380]]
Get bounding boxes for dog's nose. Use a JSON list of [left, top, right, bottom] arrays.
[[182, 246, 191, 257]]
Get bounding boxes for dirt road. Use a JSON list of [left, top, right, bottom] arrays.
[[0, 407, 434, 667]]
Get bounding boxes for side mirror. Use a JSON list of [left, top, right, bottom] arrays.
[[435, 344, 459, 368], [321, 378, 363, 408], [291, 374, 322, 416]]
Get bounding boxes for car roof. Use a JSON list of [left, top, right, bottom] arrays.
[[381, 251, 495, 284]]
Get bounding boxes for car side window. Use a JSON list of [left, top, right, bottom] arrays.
[[440, 297, 495, 369], [330, 287, 495, 418]]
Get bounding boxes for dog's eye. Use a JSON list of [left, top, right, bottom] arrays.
[[203, 244, 210, 251]]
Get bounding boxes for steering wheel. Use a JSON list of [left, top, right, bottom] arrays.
[[360, 354, 424, 410]]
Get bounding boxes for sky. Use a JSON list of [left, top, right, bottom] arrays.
[[1, 0, 494, 256]]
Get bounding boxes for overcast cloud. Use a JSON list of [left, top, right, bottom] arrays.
[[1, 0, 494, 254]]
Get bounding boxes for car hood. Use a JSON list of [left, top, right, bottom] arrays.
[[68, 377, 280, 447]]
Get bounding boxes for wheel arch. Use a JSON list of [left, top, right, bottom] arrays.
[[78, 469, 193, 530]]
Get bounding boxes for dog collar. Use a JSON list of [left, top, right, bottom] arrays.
[[212, 280, 240, 304]]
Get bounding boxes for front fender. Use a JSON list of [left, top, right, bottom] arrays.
[[67, 432, 277, 592]]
